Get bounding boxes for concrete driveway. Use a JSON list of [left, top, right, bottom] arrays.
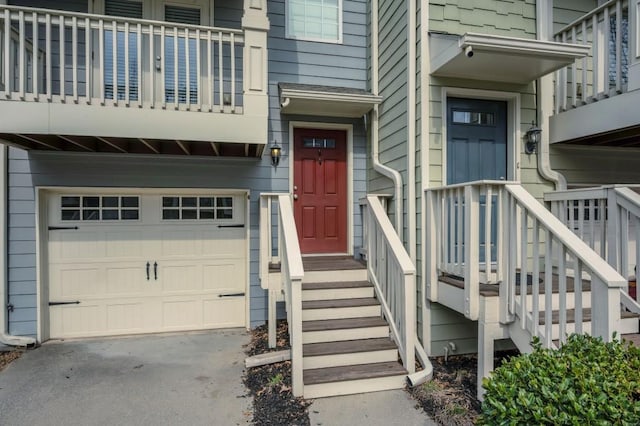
[[0, 329, 251, 426]]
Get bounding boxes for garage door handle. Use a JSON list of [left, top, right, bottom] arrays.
[[218, 224, 244, 228], [154, 262, 158, 280], [146, 262, 150, 281], [218, 292, 245, 298], [49, 301, 80, 306]]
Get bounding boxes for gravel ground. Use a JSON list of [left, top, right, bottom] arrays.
[[243, 321, 311, 426], [0, 350, 21, 372], [408, 350, 519, 426]]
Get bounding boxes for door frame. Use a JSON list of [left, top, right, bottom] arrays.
[[288, 121, 354, 256], [35, 186, 250, 342], [441, 87, 521, 185]]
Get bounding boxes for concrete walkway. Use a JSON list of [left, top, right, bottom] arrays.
[[309, 389, 437, 426], [0, 330, 251, 426]]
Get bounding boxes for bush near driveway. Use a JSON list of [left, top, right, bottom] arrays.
[[479, 334, 640, 425]]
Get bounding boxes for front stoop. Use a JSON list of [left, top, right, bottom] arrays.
[[300, 269, 407, 398]]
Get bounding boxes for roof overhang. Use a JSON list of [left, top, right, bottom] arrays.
[[430, 32, 591, 84], [279, 83, 382, 118]]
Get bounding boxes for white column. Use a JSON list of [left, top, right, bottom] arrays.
[[242, 0, 269, 140], [628, 0, 640, 91]]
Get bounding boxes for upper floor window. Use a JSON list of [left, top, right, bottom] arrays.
[[286, 0, 342, 43]]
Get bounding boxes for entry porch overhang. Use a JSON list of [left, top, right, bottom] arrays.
[[279, 83, 382, 118], [430, 32, 590, 84]]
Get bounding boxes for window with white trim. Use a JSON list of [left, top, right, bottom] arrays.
[[286, 0, 342, 43], [61, 196, 140, 221], [162, 196, 234, 221]]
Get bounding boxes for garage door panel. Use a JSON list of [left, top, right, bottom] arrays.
[[105, 231, 145, 258], [50, 303, 106, 338], [203, 261, 245, 292], [201, 230, 245, 256], [54, 232, 107, 260], [203, 298, 245, 328], [106, 303, 149, 332], [160, 230, 200, 256], [161, 299, 201, 329], [161, 264, 202, 293], [50, 266, 105, 299], [106, 266, 149, 296]]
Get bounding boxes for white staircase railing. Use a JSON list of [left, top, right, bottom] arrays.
[[554, 0, 629, 113], [365, 195, 416, 373], [426, 181, 626, 348], [545, 185, 640, 307], [259, 193, 304, 396]]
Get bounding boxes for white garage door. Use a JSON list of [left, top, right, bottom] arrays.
[[47, 191, 247, 339]]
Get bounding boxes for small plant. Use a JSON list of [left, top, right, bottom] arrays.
[[479, 334, 640, 425], [268, 373, 283, 387]]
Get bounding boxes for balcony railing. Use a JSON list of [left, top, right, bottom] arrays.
[[0, 5, 244, 113], [554, 0, 629, 113]]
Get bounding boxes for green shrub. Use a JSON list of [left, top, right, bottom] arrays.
[[479, 334, 640, 425]]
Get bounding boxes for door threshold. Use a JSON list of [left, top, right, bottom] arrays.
[[302, 253, 350, 257]]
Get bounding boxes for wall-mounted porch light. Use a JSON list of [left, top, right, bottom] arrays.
[[270, 141, 282, 167], [524, 121, 542, 155]]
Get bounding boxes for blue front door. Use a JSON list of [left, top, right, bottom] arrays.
[[447, 97, 507, 266], [447, 97, 507, 184]]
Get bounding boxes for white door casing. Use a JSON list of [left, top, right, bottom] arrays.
[[45, 190, 247, 339]]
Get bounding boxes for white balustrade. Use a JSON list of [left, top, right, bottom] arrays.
[[546, 186, 640, 308], [554, 0, 629, 113], [259, 193, 304, 396], [0, 4, 244, 112], [427, 181, 626, 348], [365, 195, 415, 373]]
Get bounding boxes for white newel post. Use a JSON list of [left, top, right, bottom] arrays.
[[591, 278, 621, 342], [242, 0, 269, 142], [464, 186, 479, 320]]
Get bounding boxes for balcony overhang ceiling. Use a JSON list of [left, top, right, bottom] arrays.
[[0, 134, 265, 158], [430, 32, 591, 84], [279, 83, 382, 117]]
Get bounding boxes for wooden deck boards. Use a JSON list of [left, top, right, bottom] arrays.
[[302, 281, 371, 290], [303, 337, 397, 357], [440, 272, 593, 297], [270, 256, 366, 272], [302, 297, 379, 310], [302, 317, 388, 332], [303, 361, 407, 385]]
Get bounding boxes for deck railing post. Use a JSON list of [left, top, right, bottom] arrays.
[[425, 190, 438, 302], [464, 185, 480, 320]]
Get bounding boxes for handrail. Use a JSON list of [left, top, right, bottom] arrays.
[[0, 4, 244, 112], [258, 193, 304, 396], [426, 182, 625, 349], [554, 0, 622, 37], [545, 185, 640, 307], [366, 195, 416, 373]]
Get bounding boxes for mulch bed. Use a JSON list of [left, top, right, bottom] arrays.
[[0, 350, 22, 372], [243, 321, 311, 426], [408, 350, 519, 426]]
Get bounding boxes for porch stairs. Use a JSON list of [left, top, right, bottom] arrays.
[[299, 257, 408, 399]]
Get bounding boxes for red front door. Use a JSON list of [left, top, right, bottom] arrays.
[[293, 128, 348, 254]]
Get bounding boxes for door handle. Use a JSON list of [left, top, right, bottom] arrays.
[[146, 262, 150, 281], [293, 194, 298, 200], [154, 262, 158, 280]]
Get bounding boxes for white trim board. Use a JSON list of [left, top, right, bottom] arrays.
[[440, 87, 522, 185], [287, 121, 354, 256]]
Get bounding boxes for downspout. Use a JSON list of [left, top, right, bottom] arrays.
[[536, 0, 567, 190], [407, 0, 416, 262], [419, 0, 431, 356], [371, 0, 403, 232], [0, 146, 36, 347]]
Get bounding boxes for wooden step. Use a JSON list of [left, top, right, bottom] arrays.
[[302, 317, 389, 344], [303, 338, 398, 369], [302, 297, 381, 321], [303, 362, 407, 399], [302, 281, 373, 301]]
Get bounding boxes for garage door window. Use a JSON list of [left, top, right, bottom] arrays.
[[162, 196, 233, 220], [61, 196, 140, 221]]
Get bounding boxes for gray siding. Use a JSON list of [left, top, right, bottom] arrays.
[[551, 145, 640, 185]]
